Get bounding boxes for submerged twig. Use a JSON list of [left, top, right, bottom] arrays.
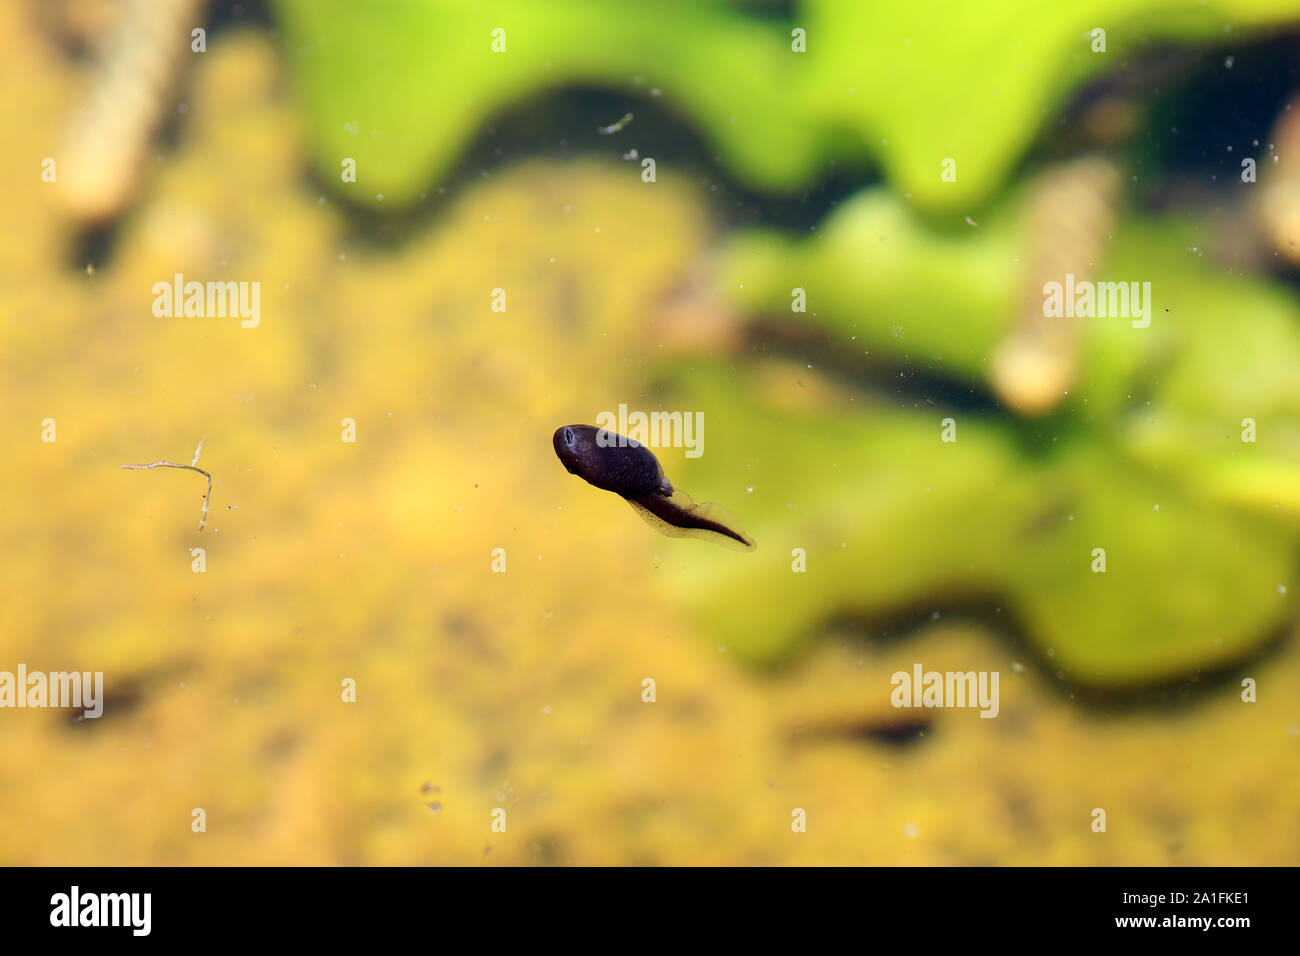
[[122, 436, 212, 531], [61, 0, 210, 223]]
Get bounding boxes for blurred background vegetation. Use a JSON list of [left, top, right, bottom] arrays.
[[1, 0, 1298, 864]]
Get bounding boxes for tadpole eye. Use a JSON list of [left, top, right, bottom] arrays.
[[563, 428, 576, 447]]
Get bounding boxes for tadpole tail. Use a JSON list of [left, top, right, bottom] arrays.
[[627, 488, 756, 552]]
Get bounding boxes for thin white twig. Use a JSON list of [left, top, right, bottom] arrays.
[[122, 436, 212, 531]]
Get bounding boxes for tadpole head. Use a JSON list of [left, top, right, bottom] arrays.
[[553, 423, 663, 496], [553, 424, 593, 475]]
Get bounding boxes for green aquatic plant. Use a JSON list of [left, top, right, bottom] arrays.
[[272, 0, 1300, 210], [650, 186, 1300, 685]]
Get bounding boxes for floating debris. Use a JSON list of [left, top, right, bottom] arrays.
[[597, 112, 633, 135], [121, 436, 212, 531]]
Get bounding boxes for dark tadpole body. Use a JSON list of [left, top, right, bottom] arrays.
[[553, 425, 756, 551]]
